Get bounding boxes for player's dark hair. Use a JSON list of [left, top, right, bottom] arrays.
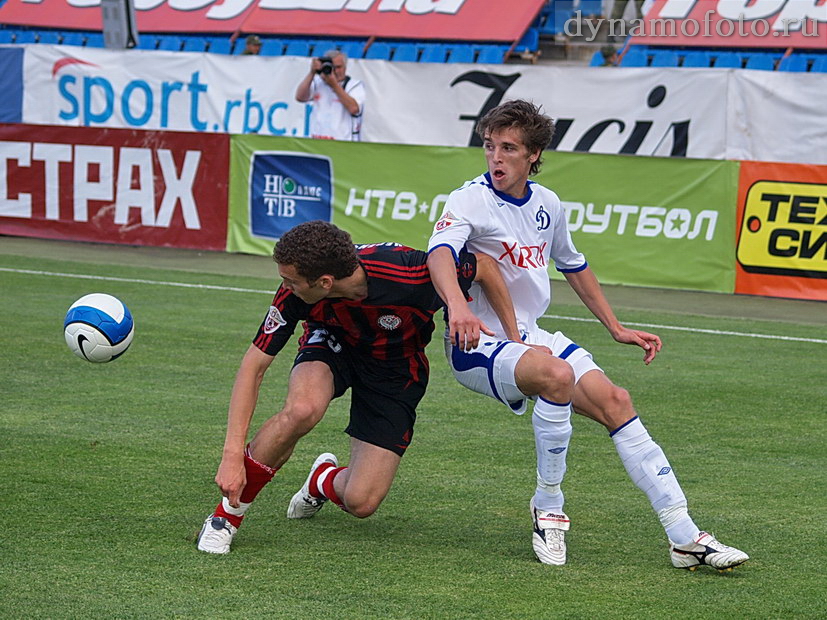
[[475, 99, 555, 176], [273, 220, 360, 281]]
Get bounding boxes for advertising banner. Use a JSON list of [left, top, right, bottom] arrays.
[[0, 123, 229, 250], [0, 0, 249, 34], [0, 48, 24, 124], [23, 45, 317, 137], [20, 46, 827, 165], [735, 161, 827, 301], [0, 0, 544, 40], [727, 71, 827, 167], [633, 0, 826, 49], [240, 0, 546, 42], [229, 135, 737, 293]]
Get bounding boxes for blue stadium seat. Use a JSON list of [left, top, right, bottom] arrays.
[[157, 36, 182, 51], [284, 40, 311, 57], [650, 50, 679, 67], [340, 41, 365, 59], [61, 31, 86, 47], [85, 33, 104, 47], [38, 31, 61, 44], [136, 36, 158, 50], [365, 42, 391, 60], [681, 50, 711, 67], [811, 56, 827, 73], [477, 45, 507, 64], [311, 40, 337, 57], [619, 46, 648, 67], [0, 30, 14, 44], [393, 43, 419, 62], [259, 39, 284, 56], [447, 45, 475, 63], [14, 31, 38, 44], [207, 37, 232, 54], [744, 54, 775, 71], [420, 43, 447, 63], [713, 52, 742, 68], [778, 55, 808, 72], [181, 37, 208, 52], [540, 0, 574, 35], [578, 0, 603, 17], [514, 27, 539, 53], [589, 50, 604, 66]]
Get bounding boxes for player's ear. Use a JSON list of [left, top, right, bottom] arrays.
[[529, 149, 541, 164], [317, 274, 335, 291]]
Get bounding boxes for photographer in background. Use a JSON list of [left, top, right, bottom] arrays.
[[295, 50, 366, 141]]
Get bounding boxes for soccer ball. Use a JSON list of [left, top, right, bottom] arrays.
[[64, 293, 135, 363]]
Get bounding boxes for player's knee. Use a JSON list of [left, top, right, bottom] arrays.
[[344, 493, 382, 518], [604, 386, 635, 425], [541, 357, 574, 400], [278, 402, 324, 436]]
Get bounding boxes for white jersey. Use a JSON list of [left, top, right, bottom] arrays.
[[309, 75, 365, 141], [428, 173, 586, 336]]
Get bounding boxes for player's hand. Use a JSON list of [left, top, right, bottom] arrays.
[[612, 327, 662, 365], [526, 343, 553, 356], [449, 304, 486, 351], [215, 454, 247, 508]]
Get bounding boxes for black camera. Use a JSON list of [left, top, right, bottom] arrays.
[[316, 57, 333, 75]]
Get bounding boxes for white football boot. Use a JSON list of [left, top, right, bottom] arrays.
[[670, 531, 749, 571], [287, 453, 338, 519], [530, 498, 570, 565], [196, 515, 238, 554]]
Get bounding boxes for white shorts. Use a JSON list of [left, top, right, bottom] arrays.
[[444, 329, 602, 415]]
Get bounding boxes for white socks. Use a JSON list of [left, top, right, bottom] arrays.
[[611, 416, 699, 544], [532, 398, 572, 512]]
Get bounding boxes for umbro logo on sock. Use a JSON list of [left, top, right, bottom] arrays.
[[548, 447, 567, 454], [657, 467, 672, 476]]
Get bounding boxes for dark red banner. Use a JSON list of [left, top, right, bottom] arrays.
[[0, 124, 229, 251], [634, 0, 826, 49], [0, 0, 545, 41]]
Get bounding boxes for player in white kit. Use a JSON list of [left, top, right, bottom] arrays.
[[427, 100, 748, 571]]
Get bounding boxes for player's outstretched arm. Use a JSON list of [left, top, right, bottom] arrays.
[[473, 253, 521, 342], [427, 246, 484, 351], [563, 267, 662, 364], [216, 344, 276, 507]]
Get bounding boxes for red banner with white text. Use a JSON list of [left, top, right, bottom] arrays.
[[633, 0, 826, 49], [0, 124, 229, 250], [0, 0, 546, 41]]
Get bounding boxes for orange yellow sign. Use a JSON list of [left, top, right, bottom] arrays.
[[735, 162, 827, 301]]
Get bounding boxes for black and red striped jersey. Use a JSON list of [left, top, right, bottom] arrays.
[[252, 243, 477, 361]]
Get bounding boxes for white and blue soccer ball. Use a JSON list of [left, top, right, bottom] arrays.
[[64, 293, 134, 363]]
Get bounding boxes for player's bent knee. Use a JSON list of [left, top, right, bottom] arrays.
[[278, 402, 325, 436], [344, 496, 382, 518]]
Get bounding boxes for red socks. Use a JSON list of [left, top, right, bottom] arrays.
[[213, 448, 277, 527]]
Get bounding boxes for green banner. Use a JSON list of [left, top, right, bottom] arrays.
[[538, 152, 738, 293], [228, 136, 737, 293]]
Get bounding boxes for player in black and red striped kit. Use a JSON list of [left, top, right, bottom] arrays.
[[197, 220, 513, 554]]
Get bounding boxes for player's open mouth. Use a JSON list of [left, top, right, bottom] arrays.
[[492, 169, 506, 180]]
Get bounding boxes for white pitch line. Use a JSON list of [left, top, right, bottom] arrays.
[[2, 266, 823, 344], [541, 314, 826, 345], [0, 267, 273, 295]]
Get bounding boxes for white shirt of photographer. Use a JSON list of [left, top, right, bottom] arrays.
[[308, 74, 366, 141]]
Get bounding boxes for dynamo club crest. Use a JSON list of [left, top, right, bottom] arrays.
[[249, 152, 333, 240]]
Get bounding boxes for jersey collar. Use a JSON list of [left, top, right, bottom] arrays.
[[483, 173, 534, 206]]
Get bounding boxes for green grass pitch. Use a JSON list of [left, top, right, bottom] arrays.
[[1, 243, 825, 618]]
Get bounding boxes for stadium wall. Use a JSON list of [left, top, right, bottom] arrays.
[[3, 123, 825, 300]]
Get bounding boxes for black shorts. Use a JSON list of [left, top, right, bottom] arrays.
[[293, 326, 428, 457]]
